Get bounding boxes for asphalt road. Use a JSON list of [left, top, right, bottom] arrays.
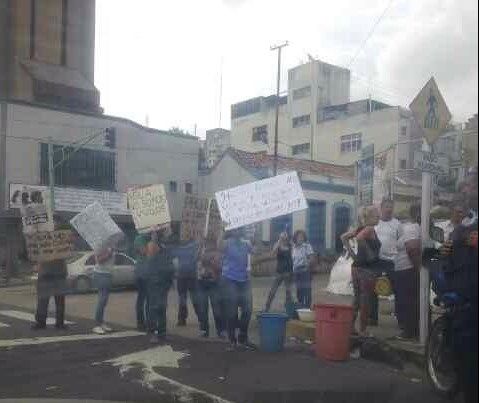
[[0, 296, 454, 403]]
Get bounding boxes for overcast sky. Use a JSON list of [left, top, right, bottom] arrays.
[[95, 0, 478, 137]]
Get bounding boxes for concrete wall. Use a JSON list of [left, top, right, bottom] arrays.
[[3, 102, 200, 220]]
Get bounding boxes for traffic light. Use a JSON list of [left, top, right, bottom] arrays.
[[105, 127, 116, 149]]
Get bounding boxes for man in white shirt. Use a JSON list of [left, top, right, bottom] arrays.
[[371, 199, 402, 325]]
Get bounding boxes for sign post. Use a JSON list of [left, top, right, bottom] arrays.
[[410, 77, 452, 345]]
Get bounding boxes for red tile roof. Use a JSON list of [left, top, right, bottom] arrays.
[[228, 149, 355, 179]]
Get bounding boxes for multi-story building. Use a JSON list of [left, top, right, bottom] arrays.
[[204, 128, 231, 168], [230, 59, 424, 208], [0, 1, 200, 273]]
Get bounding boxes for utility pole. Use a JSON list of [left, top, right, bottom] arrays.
[[271, 41, 288, 176]]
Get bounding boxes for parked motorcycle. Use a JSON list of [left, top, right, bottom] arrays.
[[423, 226, 461, 399]]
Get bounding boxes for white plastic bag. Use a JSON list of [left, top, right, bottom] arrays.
[[326, 253, 354, 296]]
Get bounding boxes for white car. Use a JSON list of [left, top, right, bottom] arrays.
[[67, 252, 137, 293]]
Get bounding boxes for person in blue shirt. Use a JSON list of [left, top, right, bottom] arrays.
[[171, 238, 202, 328], [218, 227, 255, 350]]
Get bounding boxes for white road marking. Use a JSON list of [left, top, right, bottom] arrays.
[[0, 331, 143, 348], [0, 310, 74, 325], [98, 346, 234, 403], [0, 322, 10, 328]]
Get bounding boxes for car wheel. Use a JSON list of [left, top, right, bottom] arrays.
[[75, 276, 92, 293]]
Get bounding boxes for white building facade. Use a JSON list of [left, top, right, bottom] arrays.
[[0, 101, 200, 257], [230, 59, 422, 181]]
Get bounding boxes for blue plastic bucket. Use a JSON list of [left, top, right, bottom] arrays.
[[257, 312, 289, 353]]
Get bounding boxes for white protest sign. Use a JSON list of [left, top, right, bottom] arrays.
[[70, 202, 124, 252], [215, 171, 307, 231], [127, 185, 171, 234]]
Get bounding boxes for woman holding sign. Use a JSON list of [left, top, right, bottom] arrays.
[[218, 227, 256, 351], [92, 247, 115, 335]]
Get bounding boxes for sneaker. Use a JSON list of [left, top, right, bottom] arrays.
[[217, 331, 227, 340], [393, 332, 417, 342], [93, 326, 107, 335], [150, 333, 167, 344], [102, 325, 113, 333], [238, 340, 257, 351], [226, 342, 237, 352], [199, 330, 209, 338], [55, 323, 69, 331], [31, 323, 46, 330]]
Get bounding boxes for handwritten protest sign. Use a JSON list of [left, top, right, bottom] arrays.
[[12, 187, 54, 234], [70, 202, 124, 252], [180, 196, 222, 241], [25, 230, 72, 263], [127, 185, 171, 233], [215, 171, 307, 231]]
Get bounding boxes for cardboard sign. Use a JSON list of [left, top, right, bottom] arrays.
[[25, 230, 72, 263], [128, 185, 171, 233], [11, 186, 54, 234], [215, 171, 308, 231], [180, 196, 222, 241], [70, 202, 124, 252]]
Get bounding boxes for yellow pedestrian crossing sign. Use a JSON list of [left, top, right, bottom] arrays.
[[410, 77, 452, 145]]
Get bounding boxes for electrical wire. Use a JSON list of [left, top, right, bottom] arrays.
[[348, 0, 395, 68]]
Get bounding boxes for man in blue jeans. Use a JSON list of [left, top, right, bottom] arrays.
[[218, 228, 255, 351]]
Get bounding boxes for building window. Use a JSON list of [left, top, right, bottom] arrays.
[[169, 181, 178, 193], [401, 126, 408, 137], [340, 133, 362, 154], [292, 114, 311, 128], [185, 183, 193, 194], [292, 143, 311, 155], [252, 125, 268, 143], [40, 144, 115, 190], [293, 86, 311, 100], [400, 159, 407, 170]]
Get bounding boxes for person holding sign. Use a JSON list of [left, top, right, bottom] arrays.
[[92, 247, 115, 335], [292, 231, 316, 309], [198, 241, 226, 339], [145, 228, 175, 344], [171, 238, 202, 328], [218, 227, 256, 351], [32, 219, 69, 331], [134, 235, 151, 332]]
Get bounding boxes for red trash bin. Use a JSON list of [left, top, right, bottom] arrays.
[[314, 304, 353, 361]]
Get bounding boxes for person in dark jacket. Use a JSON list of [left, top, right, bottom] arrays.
[[198, 240, 225, 338], [134, 234, 150, 332], [32, 259, 68, 330], [442, 187, 478, 403], [264, 231, 293, 312], [145, 229, 175, 343], [171, 238, 202, 327]]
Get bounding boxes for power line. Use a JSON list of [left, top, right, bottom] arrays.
[[348, 0, 395, 68]]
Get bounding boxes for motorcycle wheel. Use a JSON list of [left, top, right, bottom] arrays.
[[426, 316, 460, 399]]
